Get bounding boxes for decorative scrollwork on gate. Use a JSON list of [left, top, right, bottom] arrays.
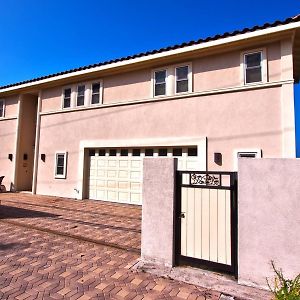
[[190, 173, 221, 186]]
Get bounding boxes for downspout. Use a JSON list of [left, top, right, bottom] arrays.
[[32, 91, 42, 194]]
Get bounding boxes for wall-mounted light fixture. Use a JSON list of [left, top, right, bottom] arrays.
[[41, 154, 46, 162], [23, 153, 28, 160], [8, 154, 13, 161], [214, 152, 222, 166]]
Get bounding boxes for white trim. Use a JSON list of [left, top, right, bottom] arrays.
[[77, 137, 207, 199], [174, 63, 193, 94], [240, 48, 267, 85], [1, 20, 298, 95], [54, 151, 68, 179], [0, 116, 17, 121], [61, 86, 72, 109], [90, 81, 103, 105], [41, 79, 291, 117], [152, 68, 169, 98], [0, 99, 5, 118], [75, 84, 86, 107], [234, 148, 262, 171]]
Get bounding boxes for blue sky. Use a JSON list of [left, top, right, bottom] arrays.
[[0, 0, 299, 155]]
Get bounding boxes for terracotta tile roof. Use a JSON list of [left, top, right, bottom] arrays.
[[1, 14, 300, 91]]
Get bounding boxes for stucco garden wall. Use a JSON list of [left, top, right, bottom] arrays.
[[238, 158, 300, 289]]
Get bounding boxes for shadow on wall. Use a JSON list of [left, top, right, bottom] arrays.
[[0, 205, 60, 219]]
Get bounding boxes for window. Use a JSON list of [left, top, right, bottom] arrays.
[[173, 148, 182, 156], [91, 82, 101, 105], [158, 148, 168, 156], [154, 70, 167, 96], [109, 149, 117, 156], [237, 152, 258, 158], [145, 149, 154, 156], [244, 52, 263, 84], [63, 88, 71, 109], [99, 149, 106, 156], [132, 149, 141, 156], [0, 100, 5, 117], [55, 152, 67, 179], [120, 149, 128, 156], [76, 85, 85, 106], [188, 147, 197, 156], [89, 149, 95, 156], [176, 66, 189, 93]]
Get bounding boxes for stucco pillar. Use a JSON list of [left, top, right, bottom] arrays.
[[238, 158, 300, 289], [141, 158, 177, 267], [280, 38, 296, 157]]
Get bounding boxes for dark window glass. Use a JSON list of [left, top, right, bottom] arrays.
[[176, 80, 188, 93], [145, 149, 154, 156], [109, 149, 117, 156], [154, 70, 166, 96], [91, 83, 100, 104], [132, 149, 141, 156], [176, 66, 189, 93], [172, 148, 182, 156], [98, 149, 106, 156], [0, 100, 4, 117], [89, 149, 95, 156], [120, 149, 128, 156], [245, 52, 262, 84], [158, 148, 168, 156], [63, 88, 71, 108], [56, 154, 65, 175], [77, 85, 85, 106], [188, 147, 197, 156]]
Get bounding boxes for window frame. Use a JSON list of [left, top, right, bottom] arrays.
[[0, 99, 5, 118], [76, 84, 86, 107], [241, 49, 267, 85], [152, 69, 168, 97], [61, 87, 73, 110], [54, 151, 68, 179], [174, 63, 192, 94], [90, 81, 103, 106]]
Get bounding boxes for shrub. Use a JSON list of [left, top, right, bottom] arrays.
[[267, 261, 300, 300]]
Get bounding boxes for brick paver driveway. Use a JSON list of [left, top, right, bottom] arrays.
[[0, 194, 226, 299]]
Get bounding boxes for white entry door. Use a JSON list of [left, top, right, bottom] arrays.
[[88, 147, 203, 205]]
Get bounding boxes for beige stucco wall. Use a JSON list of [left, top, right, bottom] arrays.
[[3, 95, 19, 117], [238, 158, 300, 289], [40, 42, 282, 113], [0, 119, 17, 190], [36, 86, 282, 197]]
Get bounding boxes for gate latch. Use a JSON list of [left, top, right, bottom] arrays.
[[179, 212, 185, 219]]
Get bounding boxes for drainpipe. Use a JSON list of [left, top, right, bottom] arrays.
[[32, 91, 42, 195]]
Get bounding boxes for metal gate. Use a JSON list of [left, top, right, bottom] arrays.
[[175, 171, 238, 276]]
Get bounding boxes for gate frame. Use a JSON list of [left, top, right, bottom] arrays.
[[174, 170, 238, 278]]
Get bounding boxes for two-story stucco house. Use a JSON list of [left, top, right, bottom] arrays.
[[0, 15, 300, 205]]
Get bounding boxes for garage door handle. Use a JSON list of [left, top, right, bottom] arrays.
[[179, 213, 185, 219]]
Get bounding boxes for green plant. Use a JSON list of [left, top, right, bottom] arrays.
[[267, 261, 300, 300]]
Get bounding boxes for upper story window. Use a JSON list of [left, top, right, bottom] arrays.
[[63, 88, 71, 109], [91, 82, 101, 105], [0, 100, 5, 118], [154, 70, 167, 96], [176, 66, 189, 93], [55, 152, 67, 179], [244, 51, 263, 84], [76, 85, 85, 106]]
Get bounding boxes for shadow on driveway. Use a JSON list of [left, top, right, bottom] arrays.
[[0, 205, 60, 219]]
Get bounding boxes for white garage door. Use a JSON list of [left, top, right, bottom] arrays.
[[88, 147, 202, 205]]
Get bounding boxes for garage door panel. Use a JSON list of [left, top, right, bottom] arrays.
[[89, 147, 201, 205]]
